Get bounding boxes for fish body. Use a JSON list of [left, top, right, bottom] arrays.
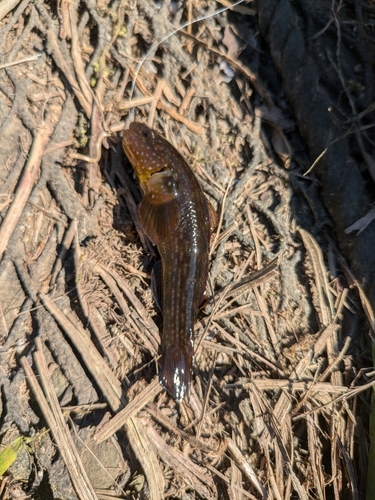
[[122, 122, 215, 400]]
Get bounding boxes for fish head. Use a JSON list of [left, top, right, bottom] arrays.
[[122, 122, 179, 200]]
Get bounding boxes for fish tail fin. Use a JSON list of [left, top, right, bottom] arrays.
[[159, 347, 193, 401]]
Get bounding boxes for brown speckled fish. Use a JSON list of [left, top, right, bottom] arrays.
[[122, 122, 216, 401]]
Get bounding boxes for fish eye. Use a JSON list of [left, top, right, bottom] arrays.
[[142, 129, 150, 138]]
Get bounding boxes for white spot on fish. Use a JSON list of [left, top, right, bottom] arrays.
[[174, 368, 186, 401]]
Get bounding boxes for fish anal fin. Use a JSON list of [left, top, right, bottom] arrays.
[[151, 260, 162, 311], [138, 196, 179, 244]]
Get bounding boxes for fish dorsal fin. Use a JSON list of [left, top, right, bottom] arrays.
[[138, 195, 179, 245]]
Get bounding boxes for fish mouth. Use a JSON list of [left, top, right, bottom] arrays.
[[144, 165, 170, 178], [150, 166, 169, 175], [135, 167, 171, 190]]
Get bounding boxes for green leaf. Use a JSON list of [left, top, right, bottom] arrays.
[[0, 437, 27, 477]]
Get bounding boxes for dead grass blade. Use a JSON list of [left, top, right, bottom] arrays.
[[93, 263, 160, 354], [335, 252, 375, 334], [0, 116, 56, 260], [123, 68, 206, 135], [230, 461, 244, 500], [252, 383, 309, 500], [337, 436, 358, 500], [0, 0, 22, 22], [39, 292, 124, 410], [68, 3, 93, 110], [197, 258, 279, 361], [146, 402, 221, 454], [102, 264, 160, 347], [345, 205, 375, 235], [206, 464, 259, 500], [46, 29, 92, 117], [211, 321, 285, 376], [305, 403, 325, 499], [21, 340, 99, 500], [49, 219, 76, 288], [73, 220, 90, 319], [38, 292, 164, 499], [124, 417, 165, 499], [145, 419, 215, 498], [229, 378, 347, 395], [95, 378, 162, 443], [299, 228, 335, 325], [210, 173, 235, 257], [216, 257, 279, 303], [227, 438, 267, 497]]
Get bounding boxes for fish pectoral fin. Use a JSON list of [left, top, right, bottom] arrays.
[[138, 196, 179, 244], [151, 260, 162, 311]]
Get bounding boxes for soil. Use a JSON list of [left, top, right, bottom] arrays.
[[0, 1, 374, 499]]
